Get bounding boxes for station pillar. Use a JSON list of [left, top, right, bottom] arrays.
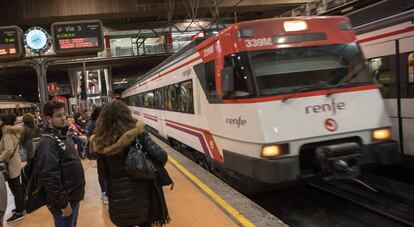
[[33, 58, 50, 113]]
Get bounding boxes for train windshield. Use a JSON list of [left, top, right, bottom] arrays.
[[248, 43, 373, 96]]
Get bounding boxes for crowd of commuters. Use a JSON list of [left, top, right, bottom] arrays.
[[0, 100, 170, 227]]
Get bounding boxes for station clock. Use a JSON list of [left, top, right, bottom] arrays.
[[24, 26, 51, 53]]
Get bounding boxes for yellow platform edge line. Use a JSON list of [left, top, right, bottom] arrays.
[[168, 156, 255, 227]]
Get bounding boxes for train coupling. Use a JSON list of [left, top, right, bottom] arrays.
[[316, 142, 361, 180]]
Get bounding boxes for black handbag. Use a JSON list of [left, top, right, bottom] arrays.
[[0, 136, 20, 181], [125, 138, 157, 180]]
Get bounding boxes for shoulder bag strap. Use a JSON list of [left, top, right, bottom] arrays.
[[6, 134, 21, 161]]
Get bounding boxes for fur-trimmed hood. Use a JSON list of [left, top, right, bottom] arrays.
[[2, 125, 23, 135], [90, 121, 145, 155]]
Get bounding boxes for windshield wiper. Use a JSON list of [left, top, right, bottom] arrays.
[[325, 63, 369, 96], [282, 83, 331, 102]]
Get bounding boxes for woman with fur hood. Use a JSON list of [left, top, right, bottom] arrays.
[[0, 114, 25, 223], [90, 100, 170, 227]]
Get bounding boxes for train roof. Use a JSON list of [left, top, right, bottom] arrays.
[[124, 16, 352, 94], [127, 37, 207, 90]]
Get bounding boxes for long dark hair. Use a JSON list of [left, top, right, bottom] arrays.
[[1, 114, 16, 126], [93, 100, 137, 149]]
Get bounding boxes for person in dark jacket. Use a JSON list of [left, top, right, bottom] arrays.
[[20, 113, 40, 161], [37, 100, 85, 227], [90, 100, 170, 227]]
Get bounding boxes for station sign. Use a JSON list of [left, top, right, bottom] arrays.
[[51, 20, 104, 55], [0, 26, 24, 61]]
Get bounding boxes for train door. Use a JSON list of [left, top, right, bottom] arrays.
[[364, 41, 400, 146], [158, 87, 168, 139], [398, 35, 414, 157]]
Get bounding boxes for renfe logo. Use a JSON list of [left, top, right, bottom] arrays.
[[325, 118, 338, 132], [182, 67, 192, 78], [305, 99, 345, 116], [226, 116, 247, 128]]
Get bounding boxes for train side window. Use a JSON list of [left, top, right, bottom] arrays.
[[153, 89, 160, 110], [204, 61, 217, 99], [144, 91, 154, 109], [166, 84, 179, 111], [405, 52, 414, 98], [140, 94, 144, 107], [179, 80, 194, 114], [223, 53, 254, 98], [367, 56, 393, 98], [132, 94, 137, 107], [158, 87, 166, 110], [408, 53, 414, 84]]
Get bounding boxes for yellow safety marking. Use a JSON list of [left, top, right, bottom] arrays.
[[168, 156, 255, 227]]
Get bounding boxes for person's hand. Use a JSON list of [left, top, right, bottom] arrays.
[[61, 203, 73, 217]]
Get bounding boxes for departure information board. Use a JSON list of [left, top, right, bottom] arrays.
[[0, 26, 24, 61], [51, 20, 104, 55]]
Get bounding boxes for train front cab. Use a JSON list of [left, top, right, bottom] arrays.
[[220, 131, 400, 194], [198, 17, 402, 194]]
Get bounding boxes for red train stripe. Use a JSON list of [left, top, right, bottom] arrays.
[[166, 119, 223, 162], [223, 84, 378, 104], [358, 25, 414, 43]]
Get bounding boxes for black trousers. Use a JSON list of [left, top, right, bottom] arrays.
[[8, 175, 25, 213]]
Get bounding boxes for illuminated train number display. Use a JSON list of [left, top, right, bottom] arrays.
[[0, 26, 24, 61], [51, 20, 104, 55]]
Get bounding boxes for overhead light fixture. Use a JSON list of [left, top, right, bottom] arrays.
[[283, 20, 308, 32]]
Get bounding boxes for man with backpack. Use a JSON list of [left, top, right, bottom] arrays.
[[35, 100, 85, 227]]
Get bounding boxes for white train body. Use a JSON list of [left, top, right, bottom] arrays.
[[124, 17, 399, 193]]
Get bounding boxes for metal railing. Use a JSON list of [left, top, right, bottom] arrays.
[[280, 0, 359, 17]]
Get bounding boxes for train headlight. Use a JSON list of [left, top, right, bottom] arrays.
[[283, 21, 308, 32], [372, 128, 391, 141], [261, 144, 289, 158]]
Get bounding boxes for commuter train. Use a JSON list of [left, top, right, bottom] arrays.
[[123, 16, 400, 193], [352, 4, 414, 161], [0, 95, 39, 124]]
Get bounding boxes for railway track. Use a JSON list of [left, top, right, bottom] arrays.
[[311, 178, 414, 227], [250, 176, 414, 227]]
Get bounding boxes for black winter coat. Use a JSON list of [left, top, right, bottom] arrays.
[[37, 128, 85, 212], [91, 121, 169, 227]]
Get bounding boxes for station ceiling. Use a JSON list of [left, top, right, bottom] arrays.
[[0, 0, 383, 99], [0, 0, 308, 29]]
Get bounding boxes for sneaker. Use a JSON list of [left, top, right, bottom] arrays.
[[103, 195, 109, 205], [11, 209, 26, 215], [7, 213, 24, 223]]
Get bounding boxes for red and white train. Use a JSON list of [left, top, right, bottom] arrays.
[[123, 16, 400, 193]]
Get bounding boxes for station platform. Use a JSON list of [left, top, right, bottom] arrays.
[[3, 135, 285, 227]]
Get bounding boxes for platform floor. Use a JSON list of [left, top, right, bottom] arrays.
[[3, 160, 237, 227]]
